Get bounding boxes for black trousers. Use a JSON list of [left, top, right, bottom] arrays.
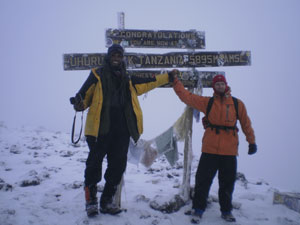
[[84, 123, 130, 200], [192, 153, 237, 213]]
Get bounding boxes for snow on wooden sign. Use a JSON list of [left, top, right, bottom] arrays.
[[127, 70, 224, 88], [63, 51, 250, 70], [105, 29, 205, 49]]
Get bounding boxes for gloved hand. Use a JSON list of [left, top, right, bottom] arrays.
[[202, 116, 210, 129], [73, 101, 84, 112], [168, 69, 179, 83], [248, 143, 257, 155], [70, 94, 85, 112]]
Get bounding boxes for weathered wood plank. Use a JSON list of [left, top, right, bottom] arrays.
[[273, 191, 300, 214], [106, 29, 205, 49], [128, 70, 224, 88], [63, 51, 250, 70]]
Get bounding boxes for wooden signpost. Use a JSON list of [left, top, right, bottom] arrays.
[[64, 13, 251, 207], [64, 51, 250, 70], [105, 28, 205, 49], [127, 70, 224, 88]]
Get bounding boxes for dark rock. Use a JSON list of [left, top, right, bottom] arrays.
[[167, 174, 173, 179], [236, 172, 248, 188], [0, 178, 13, 191], [150, 194, 185, 213], [9, 145, 22, 154], [20, 178, 41, 187], [59, 150, 75, 157], [135, 194, 150, 203]]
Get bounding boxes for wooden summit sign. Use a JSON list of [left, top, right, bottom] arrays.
[[63, 51, 251, 70], [106, 29, 205, 49], [64, 22, 252, 205], [128, 70, 224, 88]]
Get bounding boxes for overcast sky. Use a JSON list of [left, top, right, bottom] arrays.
[[1, 0, 300, 191]]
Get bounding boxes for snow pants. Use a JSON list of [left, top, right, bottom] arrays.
[[192, 153, 237, 213], [84, 125, 130, 201]]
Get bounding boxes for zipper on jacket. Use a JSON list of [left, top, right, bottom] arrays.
[[217, 97, 224, 154], [226, 105, 229, 121]]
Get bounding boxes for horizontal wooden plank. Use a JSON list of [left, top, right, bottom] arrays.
[[273, 191, 300, 214], [63, 51, 251, 70], [128, 70, 225, 88], [106, 28, 205, 49], [64, 54, 105, 70]]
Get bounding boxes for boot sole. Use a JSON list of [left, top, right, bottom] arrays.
[[221, 215, 236, 222], [100, 208, 123, 215], [87, 211, 99, 217]]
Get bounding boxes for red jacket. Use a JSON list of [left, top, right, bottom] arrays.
[[173, 78, 255, 156]]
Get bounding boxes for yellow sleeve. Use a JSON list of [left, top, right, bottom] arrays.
[[134, 73, 169, 96]]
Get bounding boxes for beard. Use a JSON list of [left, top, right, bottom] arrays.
[[213, 87, 226, 96], [217, 91, 225, 97], [109, 62, 125, 79]]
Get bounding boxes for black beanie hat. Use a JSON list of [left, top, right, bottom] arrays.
[[107, 44, 124, 57]]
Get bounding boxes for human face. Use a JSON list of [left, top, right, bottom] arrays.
[[214, 82, 226, 93], [110, 52, 123, 67]]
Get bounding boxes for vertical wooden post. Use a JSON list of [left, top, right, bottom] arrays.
[[180, 44, 197, 202], [114, 174, 124, 208], [180, 69, 203, 202], [114, 12, 125, 208], [180, 98, 194, 202], [118, 12, 125, 30]]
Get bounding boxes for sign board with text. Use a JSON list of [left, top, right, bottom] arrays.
[[106, 29, 205, 49], [64, 20, 252, 207], [63, 51, 251, 70], [128, 70, 224, 88]]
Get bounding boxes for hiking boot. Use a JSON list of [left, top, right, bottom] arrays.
[[192, 209, 204, 218], [100, 202, 122, 215], [185, 209, 204, 224], [221, 212, 236, 222], [184, 208, 204, 218], [86, 202, 98, 217], [84, 185, 98, 217], [100, 184, 122, 215]]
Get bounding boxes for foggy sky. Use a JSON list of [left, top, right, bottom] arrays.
[[1, 0, 300, 191]]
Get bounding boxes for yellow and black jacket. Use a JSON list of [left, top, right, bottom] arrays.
[[77, 67, 169, 141]]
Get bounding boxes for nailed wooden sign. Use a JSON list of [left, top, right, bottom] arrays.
[[128, 70, 224, 88], [273, 191, 300, 214], [63, 51, 250, 70], [106, 29, 205, 49]]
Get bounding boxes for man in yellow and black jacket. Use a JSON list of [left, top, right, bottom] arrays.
[[72, 44, 169, 217]]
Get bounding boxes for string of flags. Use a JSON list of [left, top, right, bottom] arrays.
[[128, 106, 190, 167], [128, 77, 203, 167]]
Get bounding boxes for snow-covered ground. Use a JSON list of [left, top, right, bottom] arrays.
[[0, 122, 299, 225]]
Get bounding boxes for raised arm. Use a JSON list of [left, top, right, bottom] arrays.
[[172, 77, 209, 113], [133, 73, 169, 96]]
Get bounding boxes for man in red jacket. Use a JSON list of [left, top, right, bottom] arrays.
[[169, 70, 257, 222]]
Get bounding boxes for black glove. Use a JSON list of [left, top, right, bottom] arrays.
[[202, 116, 210, 129], [73, 102, 84, 112], [168, 69, 179, 83], [70, 94, 84, 112], [248, 144, 257, 155], [168, 72, 174, 83]]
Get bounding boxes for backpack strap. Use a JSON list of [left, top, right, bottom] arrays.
[[206, 96, 239, 119], [206, 96, 214, 117], [232, 96, 239, 120], [203, 96, 239, 135], [95, 67, 104, 81]]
